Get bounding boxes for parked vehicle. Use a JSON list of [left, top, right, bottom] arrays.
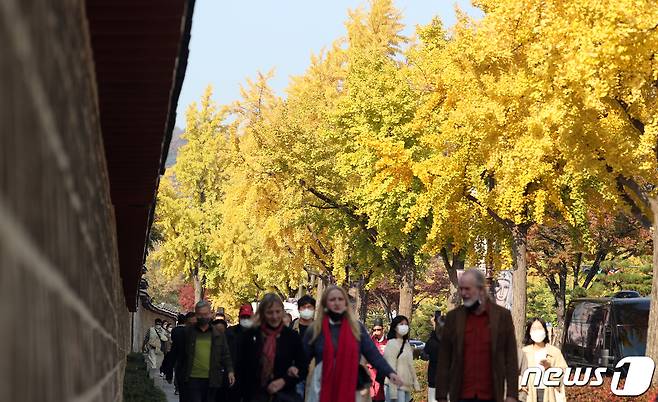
[[409, 339, 425, 359], [562, 294, 650, 370]]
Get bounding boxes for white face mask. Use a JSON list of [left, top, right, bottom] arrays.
[[299, 308, 315, 320], [396, 324, 410, 336], [530, 329, 546, 344], [240, 318, 254, 328]]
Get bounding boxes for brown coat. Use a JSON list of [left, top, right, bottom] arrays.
[[436, 302, 519, 402]]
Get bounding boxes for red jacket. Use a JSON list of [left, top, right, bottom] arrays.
[[369, 336, 388, 400]]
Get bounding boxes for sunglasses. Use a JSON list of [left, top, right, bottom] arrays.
[[373, 327, 383, 331]]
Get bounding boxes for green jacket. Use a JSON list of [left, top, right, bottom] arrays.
[[172, 325, 233, 388]]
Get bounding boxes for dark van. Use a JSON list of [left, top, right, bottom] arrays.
[[562, 295, 650, 369]]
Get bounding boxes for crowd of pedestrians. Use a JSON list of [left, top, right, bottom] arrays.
[[153, 269, 568, 402]]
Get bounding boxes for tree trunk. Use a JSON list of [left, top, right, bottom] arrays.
[[398, 258, 415, 321], [375, 292, 393, 322], [486, 237, 496, 300], [554, 268, 567, 349], [317, 276, 325, 301], [359, 288, 369, 323], [581, 250, 607, 289], [441, 248, 465, 311], [646, 198, 658, 385], [348, 277, 369, 322], [553, 297, 566, 348], [511, 224, 528, 348], [193, 270, 203, 303]]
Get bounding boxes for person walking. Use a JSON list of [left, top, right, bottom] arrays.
[[382, 315, 420, 402], [292, 295, 316, 399], [212, 319, 228, 333], [158, 321, 173, 378], [520, 318, 567, 402], [162, 321, 173, 354], [369, 318, 388, 402], [236, 293, 308, 402], [225, 303, 255, 402], [518, 349, 529, 402], [165, 301, 235, 402], [293, 295, 316, 338], [436, 269, 518, 402], [303, 285, 404, 402], [144, 319, 169, 370], [424, 311, 444, 402], [284, 312, 294, 328], [161, 313, 189, 397]]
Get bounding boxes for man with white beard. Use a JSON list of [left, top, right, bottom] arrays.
[[436, 269, 519, 402]]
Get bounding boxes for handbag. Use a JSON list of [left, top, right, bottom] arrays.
[[356, 364, 372, 391]]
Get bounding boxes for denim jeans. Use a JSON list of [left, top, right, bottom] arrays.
[[428, 387, 436, 402], [384, 384, 411, 402], [296, 380, 306, 398]]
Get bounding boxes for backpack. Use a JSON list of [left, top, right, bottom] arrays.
[[142, 330, 151, 353]]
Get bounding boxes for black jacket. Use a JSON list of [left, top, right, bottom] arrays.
[[164, 325, 233, 388], [237, 325, 308, 399], [225, 324, 248, 367], [161, 325, 186, 374], [424, 330, 441, 388]]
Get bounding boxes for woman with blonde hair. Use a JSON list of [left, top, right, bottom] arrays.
[[303, 285, 403, 402]]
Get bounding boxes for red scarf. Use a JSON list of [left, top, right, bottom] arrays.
[[320, 316, 359, 402], [260, 322, 283, 387]]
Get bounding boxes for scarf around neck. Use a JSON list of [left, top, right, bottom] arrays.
[[260, 322, 284, 387], [320, 315, 359, 402]]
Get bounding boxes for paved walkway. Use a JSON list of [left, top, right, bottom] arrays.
[[149, 368, 178, 402]]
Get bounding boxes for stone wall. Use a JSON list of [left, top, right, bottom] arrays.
[[0, 1, 130, 401]]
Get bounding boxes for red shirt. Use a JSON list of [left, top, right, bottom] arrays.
[[461, 307, 494, 400]]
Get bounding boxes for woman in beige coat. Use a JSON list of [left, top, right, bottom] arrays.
[[382, 315, 420, 402], [521, 318, 567, 402]]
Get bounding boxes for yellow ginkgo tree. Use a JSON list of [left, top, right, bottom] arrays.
[[152, 86, 229, 303]]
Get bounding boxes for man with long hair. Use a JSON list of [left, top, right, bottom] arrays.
[[436, 270, 519, 402]]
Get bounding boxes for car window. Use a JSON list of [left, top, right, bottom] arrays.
[[613, 302, 649, 357], [564, 302, 607, 363]]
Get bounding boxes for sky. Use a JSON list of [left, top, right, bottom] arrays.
[[174, 0, 483, 129]]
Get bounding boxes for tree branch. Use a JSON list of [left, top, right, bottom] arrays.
[[465, 193, 514, 228], [300, 180, 407, 267], [582, 250, 607, 289], [615, 175, 653, 228]]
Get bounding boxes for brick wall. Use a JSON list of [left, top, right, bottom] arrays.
[[0, 0, 130, 401]]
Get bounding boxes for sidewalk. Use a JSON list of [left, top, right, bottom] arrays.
[[149, 368, 178, 402]]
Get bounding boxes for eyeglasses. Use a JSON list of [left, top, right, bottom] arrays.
[[373, 327, 383, 331]]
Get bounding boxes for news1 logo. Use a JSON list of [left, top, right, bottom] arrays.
[[520, 356, 655, 397]]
